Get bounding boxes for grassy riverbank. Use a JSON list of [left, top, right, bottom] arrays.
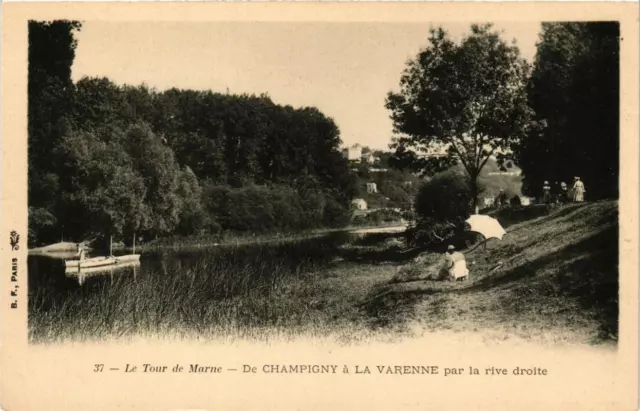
[[29, 201, 617, 345], [29, 234, 394, 343], [29, 222, 409, 254], [129, 222, 408, 250], [364, 200, 619, 345]]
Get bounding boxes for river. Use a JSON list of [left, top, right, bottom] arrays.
[[28, 225, 408, 342]]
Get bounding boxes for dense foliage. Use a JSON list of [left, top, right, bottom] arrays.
[[28, 21, 354, 246], [28, 20, 621, 247], [515, 22, 620, 200], [386, 24, 535, 210], [407, 168, 481, 246], [350, 165, 420, 210]]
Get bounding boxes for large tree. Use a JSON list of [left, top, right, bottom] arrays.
[[516, 22, 619, 199], [28, 20, 359, 243], [386, 24, 535, 211], [28, 20, 82, 244]]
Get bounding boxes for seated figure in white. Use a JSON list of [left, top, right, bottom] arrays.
[[439, 245, 469, 281]]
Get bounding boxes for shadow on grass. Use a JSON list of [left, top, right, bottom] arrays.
[[337, 232, 428, 265], [499, 203, 584, 232], [338, 246, 426, 265], [359, 222, 619, 342]]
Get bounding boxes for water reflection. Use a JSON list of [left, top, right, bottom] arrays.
[[66, 261, 140, 285], [28, 231, 364, 305]]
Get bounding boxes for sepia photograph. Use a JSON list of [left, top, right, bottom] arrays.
[[1, 3, 638, 410], [27, 19, 620, 346]]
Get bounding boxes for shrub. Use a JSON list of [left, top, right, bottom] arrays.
[[204, 182, 350, 233], [414, 169, 473, 223], [408, 169, 479, 246], [510, 195, 522, 207]]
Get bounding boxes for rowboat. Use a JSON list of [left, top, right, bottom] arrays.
[[29, 242, 93, 255], [64, 254, 140, 269], [65, 234, 141, 269], [65, 260, 141, 285], [65, 259, 140, 275]]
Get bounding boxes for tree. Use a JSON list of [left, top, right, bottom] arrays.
[[28, 20, 357, 243], [122, 122, 184, 238], [386, 24, 535, 211], [54, 129, 147, 241], [411, 168, 479, 244], [28, 20, 82, 243], [515, 22, 619, 199]]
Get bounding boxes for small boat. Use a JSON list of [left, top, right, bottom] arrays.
[[34, 250, 83, 260], [65, 259, 140, 276], [66, 260, 140, 285], [64, 254, 140, 269], [64, 234, 140, 269], [30, 241, 93, 255]]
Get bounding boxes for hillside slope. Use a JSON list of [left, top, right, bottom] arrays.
[[362, 201, 619, 345]]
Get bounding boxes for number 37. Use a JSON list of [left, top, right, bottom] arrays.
[[94, 364, 104, 372]]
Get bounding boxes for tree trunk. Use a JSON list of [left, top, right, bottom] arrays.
[[470, 174, 479, 214]]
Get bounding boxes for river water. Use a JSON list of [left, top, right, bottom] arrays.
[[29, 227, 410, 303]]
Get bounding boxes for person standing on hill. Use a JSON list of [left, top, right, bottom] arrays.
[[572, 177, 586, 202], [496, 189, 508, 208], [560, 182, 568, 203], [553, 181, 562, 203], [542, 181, 552, 204]]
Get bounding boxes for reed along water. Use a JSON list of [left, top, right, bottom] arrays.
[[27, 231, 358, 342]]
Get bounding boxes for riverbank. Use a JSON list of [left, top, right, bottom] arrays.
[[29, 201, 616, 345], [119, 222, 410, 252], [29, 241, 90, 254], [28, 222, 410, 255], [363, 200, 618, 345], [29, 234, 391, 343]]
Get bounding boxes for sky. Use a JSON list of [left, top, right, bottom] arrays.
[[71, 21, 542, 150]]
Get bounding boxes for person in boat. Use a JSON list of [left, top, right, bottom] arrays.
[[438, 245, 469, 281], [76, 243, 87, 262]]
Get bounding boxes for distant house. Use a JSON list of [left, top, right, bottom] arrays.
[[362, 152, 375, 164], [366, 182, 377, 193], [342, 145, 362, 161], [520, 196, 532, 206], [351, 198, 368, 210], [402, 181, 413, 187]]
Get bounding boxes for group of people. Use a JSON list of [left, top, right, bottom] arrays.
[[494, 189, 509, 208], [415, 177, 589, 285], [433, 177, 587, 283], [542, 177, 586, 205]]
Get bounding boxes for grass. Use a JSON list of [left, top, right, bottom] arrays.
[[29, 234, 394, 343], [31, 237, 311, 340], [362, 200, 619, 345], [29, 201, 618, 346]]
